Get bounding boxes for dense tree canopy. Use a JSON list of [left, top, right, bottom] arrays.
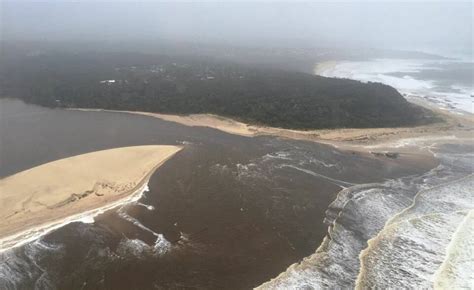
[[0, 52, 435, 129]]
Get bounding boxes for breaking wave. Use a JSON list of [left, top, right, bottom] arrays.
[[356, 175, 474, 289], [257, 145, 473, 289], [434, 210, 474, 289], [0, 182, 175, 289], [0, 239, 64, 290], [316, 58, 474, 114], [0, 183, 151, 253]]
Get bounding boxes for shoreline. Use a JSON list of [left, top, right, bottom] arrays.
[[0, 145, 182, 252], [315, 59, 474, 115], [67, 105, 474, 288], [0, 182, 150, 253], [68, 95, 473, 152], [0, 98, 462, 286], [257, 62, 474, 288]]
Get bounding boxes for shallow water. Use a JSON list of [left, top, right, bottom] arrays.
[[259, 140, 473, 289], [0, 99, 429, 289], [256, 55, 474, 289]]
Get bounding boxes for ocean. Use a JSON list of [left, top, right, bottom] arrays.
[[0, 99, 432, 289], [0, 50, 472, 289], [316, 54, 473, 114], [259, 141, 473, 289], [259, 53, 473, 289]]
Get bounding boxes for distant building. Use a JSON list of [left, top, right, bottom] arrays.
[[100, 80, 116, 84]]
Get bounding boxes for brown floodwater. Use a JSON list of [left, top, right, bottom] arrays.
[[0, 99, 436, 289]]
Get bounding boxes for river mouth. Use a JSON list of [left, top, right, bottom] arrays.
[[0, 99, 440, 289]]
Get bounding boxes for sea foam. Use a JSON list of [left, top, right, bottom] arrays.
[[316, 58, 474, 114], [356, 175, 474, 289], [0, 183, 151, 253], [434, 210, 474, 289], [258, 144, 474, 289]]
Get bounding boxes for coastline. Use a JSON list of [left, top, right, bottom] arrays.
[[256, 61, 474, 288], [0, 99, 444, 288], [315, 59, 474, 115], [69, 98, 474, 288], [313, 60, 340, 76], [0, 145, 182, 252], [0, 98, 466, 286], [68, 95, 473, 151], [69, 108, 257, 137]]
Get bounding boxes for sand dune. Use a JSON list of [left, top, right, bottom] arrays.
[[0, 145, 182, 248]]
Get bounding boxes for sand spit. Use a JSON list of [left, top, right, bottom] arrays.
[[71, 109, 256, 137], [0, 145, 182, 251], [70, 97, 473, 150]]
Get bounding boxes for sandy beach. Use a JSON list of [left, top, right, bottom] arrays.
[[313, 60, 340, 76], [70, 108, 257, 137], [0, 145, 182, 250], [70, 95, 474, 152]]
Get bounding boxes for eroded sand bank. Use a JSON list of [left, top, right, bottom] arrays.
[[0, 145, 182, 249]]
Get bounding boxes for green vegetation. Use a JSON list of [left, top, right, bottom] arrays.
[[1, 52, 435, 129]]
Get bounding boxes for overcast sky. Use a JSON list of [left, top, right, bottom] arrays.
[[2, 1, 472, 55]]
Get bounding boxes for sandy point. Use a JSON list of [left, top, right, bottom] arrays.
[[0, 145, 182, 251], [70, 98, 474, 150]]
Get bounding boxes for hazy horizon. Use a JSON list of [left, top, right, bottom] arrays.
[[1, 2, 474, 290], [2, 1, 472, 58]]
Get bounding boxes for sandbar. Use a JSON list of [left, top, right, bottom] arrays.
[[70, 96, 473, 150], [0, 145, 182, 250]]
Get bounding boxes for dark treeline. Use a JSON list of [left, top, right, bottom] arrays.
[[0, 50, 435, 129]]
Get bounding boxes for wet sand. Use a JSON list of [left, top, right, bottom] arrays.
[[71, 108, 257, 136], [70, 95, 474, 151], [0, 145, 181, 250]]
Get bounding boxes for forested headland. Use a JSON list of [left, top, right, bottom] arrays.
[[0, 50, 436, 129]]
